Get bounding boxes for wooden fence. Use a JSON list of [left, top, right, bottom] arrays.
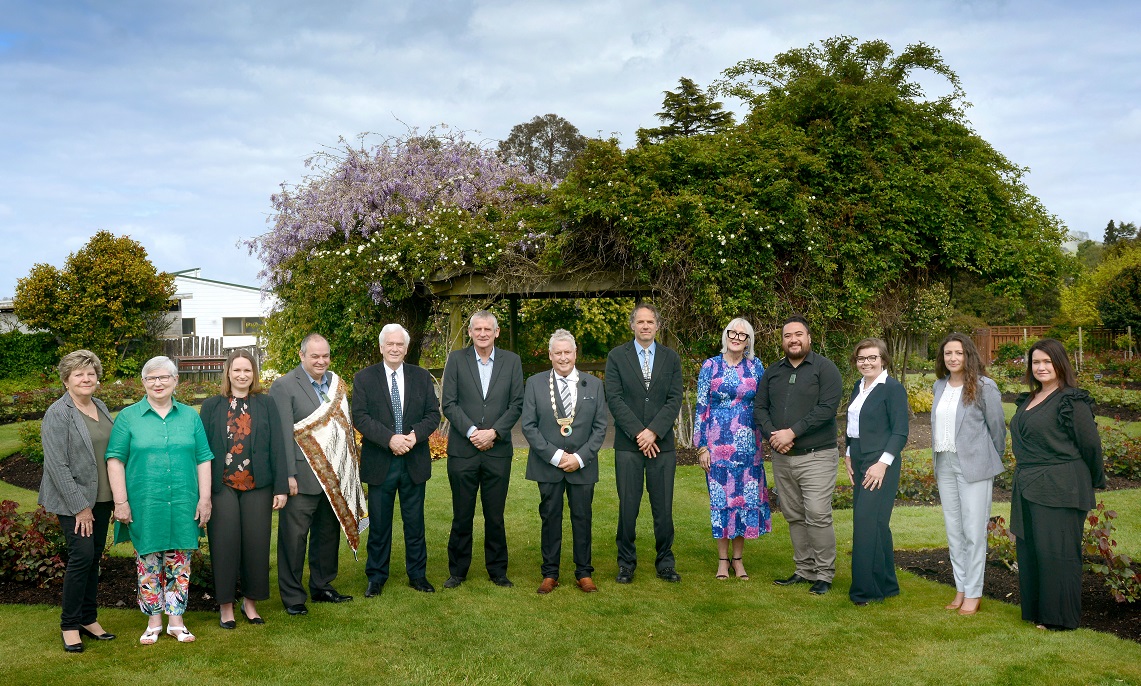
[[161, 337, 265, 379], [972, 326, 1134, 364]]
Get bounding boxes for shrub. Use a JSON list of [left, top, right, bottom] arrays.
[[995, 342, 1027, 363], [16, 421, 43, 464], [832, 484, 853, 510], [0, 500, 68, 586], [902, 377, 934, 413], [987, 515, 1018, 572], [429, 430, 448, 461], [0, 331, 58, 380], [1101, 424, 1141, 481], [1083, 502, 1140, 603], [897, 456, 939, 504], [191, 543, 213, 588]]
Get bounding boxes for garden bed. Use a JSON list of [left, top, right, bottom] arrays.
[[895, 548, 1141, 644]]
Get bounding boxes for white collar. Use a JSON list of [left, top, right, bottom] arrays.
[[858, 369, 889, 393]]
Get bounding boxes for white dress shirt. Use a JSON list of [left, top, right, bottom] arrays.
[[467, 347, 496, 438], [550, 368, 584, 469], [846, 369, 895, 465]]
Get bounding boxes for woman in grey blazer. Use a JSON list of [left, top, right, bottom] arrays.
[[931, 333, 1006, 616], [38, 350, 117, 652]]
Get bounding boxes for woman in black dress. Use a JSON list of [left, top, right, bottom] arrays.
[[1009, 338, 1104, 630]]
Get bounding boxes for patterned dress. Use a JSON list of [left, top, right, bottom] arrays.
[[693, 355, 772, 539]]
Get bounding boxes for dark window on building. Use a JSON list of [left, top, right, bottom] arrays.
[[223, 317, 264, 335], [181, 318, 196, 336]]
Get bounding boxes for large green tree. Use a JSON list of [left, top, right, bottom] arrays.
[[1096, 264, 1141, 331], [14, 231, 175, 376], [539, 37, 1068, 359], [497, 114, 587, 180], [636, 77, 736, 145]]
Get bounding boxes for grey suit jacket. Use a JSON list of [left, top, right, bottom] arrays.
[[604, 340, 684, 454], [38, 393, 114, 516], [522, 370, 607, 485], [441, 346, 524, 458], [931, 376, 1007, 482], [268, 365, 328, 496]]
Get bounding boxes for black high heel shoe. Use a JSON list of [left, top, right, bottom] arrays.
[[716, 557, 731, 580], [61, 631, 84, 653], [78, 625, 116, 641], [731, 557, 749, 581]]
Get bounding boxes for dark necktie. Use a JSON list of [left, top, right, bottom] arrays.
[[390, 370, 403, 434], [641, 349, 651, 389]]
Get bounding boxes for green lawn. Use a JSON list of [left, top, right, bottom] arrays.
[[1, 452, 1139, 685]]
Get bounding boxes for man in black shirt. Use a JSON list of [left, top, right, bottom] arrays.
[[754, 316, 844, 595]]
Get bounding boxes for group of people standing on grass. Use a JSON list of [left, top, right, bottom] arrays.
[[37, 303, 1104, 652]]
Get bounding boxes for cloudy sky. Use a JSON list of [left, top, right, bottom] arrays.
[[1, 0, 1138, 297]]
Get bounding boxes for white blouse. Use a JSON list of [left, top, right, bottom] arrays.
[[845, 369, 895, 465], [932, 383, 962, 453]]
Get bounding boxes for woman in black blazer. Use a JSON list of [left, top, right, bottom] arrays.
[[843, 338, 909, 606], [201, 350, 289, 628]]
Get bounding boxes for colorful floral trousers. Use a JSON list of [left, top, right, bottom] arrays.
[[136, 550, 192, 616]]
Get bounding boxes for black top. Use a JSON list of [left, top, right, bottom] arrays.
[[754, 350, 844, 452], [1009, 387, 1105, 537], [201, 393, 290, 496]]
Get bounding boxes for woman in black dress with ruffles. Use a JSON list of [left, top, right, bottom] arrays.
[[1009, 339, 1104, 631]]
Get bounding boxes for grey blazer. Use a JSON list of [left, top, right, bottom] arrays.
[[38, 393, 114, 516], [521, 370, 608, 485], [268, 365, 327, 496], [931, 376, 1007, 482]]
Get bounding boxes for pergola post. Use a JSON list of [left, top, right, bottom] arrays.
[[448, 297, 465, 351], [509, 295, 520, 353]]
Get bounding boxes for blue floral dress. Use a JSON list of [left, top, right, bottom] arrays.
[[693, 355, 772, 539]]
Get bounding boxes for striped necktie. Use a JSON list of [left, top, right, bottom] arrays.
[[390, 370, 403, 434], [560, 377, 573, 417]]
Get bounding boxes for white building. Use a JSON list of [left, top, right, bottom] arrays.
[[166, 269, 278, 348]]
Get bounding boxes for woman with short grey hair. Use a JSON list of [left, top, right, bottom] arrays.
[[39, 350, 117, 653], [107, 355, 213, 644]]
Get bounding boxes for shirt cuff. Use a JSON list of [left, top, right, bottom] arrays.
[[550, 449, 564, 467], [845, 446, 850, 457], [574, 453, 584, 469], [878, 452, 894, 466], [466, 425, 477, 438]]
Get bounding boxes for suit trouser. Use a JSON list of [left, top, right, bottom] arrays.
[[277, 491, 341, 607], [771, 447, 838, 582], [366, 457, 428, 584], [1015, 496, 1085, 629], [57, 501, 112, 631], [934, 451, 993, 598], [446, 452, 511, 578], [207, 484, 274, 604], [849, 441, 901, 603], [614, 449, 676, 571], [537, 480, 594, 580]]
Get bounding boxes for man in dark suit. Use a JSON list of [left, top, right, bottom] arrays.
[[270, 333, 353, 614], [440, 310, 525, 589], [521, 329, 608, 594], [605, 303, 684, 584], [351, 323, 442, 596]]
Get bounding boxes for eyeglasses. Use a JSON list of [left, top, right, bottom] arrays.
[[855, 355, 880, 364], [143, 375, 174, 384], [726, 331, 750, 341]]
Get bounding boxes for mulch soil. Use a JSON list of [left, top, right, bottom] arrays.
[[0, 555, 216, 613], [895, 548, 1141, 644]]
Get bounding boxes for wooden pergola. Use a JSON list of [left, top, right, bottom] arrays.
[[429, 272, 656, 353]]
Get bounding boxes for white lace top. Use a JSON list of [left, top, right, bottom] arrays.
[[932, 384, 962, 453]]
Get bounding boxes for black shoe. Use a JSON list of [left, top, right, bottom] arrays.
[[61, 631, 83, 654], [809, 580, 832, 595], [409, 577, 436, 593], [219, 618, 236, 629], [78, 626, 116, 641], [240, 607, 266, 625], [853, 600, 869, 607], [365, 581, 385, 598], [311, 589, 353, 603], [443, 575, 465, 589], [615, 567, 634, 584], [773, 573, 811, 586], [284, 604, 309, 615], [489, 575, 514, 588], [656, 567, 681, 583]]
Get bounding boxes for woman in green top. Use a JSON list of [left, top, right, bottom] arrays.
[[39, 350, 117, 653], [1009, 339, 1104, 631], [107, 356, 213, 645]]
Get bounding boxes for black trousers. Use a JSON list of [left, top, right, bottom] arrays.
[[537, 480, 594, 580], [207, 485, 274, 604], [849, 440, 901, 603], [366, 457, 428, 584], [446, 453, 511, 578], [57, 501, 112, 631], [1015, 496, 1086, 629], [277, 491, 342, 607], [614, 449, 676, 571]]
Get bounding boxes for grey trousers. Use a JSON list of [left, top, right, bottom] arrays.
[[934, 451, 993, 598], [771, 447, 838, 582], [277, 492, 342, 607]]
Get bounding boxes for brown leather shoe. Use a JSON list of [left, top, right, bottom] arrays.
[[576, 577, 598, 593], [537, 578, 559, 595]]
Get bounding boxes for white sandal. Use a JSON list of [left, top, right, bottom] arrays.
[[165, 624, 196, 643], [139, 625, 162, 645]]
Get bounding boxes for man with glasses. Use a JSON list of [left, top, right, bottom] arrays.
[[754, 315, 844, 595]]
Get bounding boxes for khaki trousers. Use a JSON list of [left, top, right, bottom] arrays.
[[771, 447, 838, 582]]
